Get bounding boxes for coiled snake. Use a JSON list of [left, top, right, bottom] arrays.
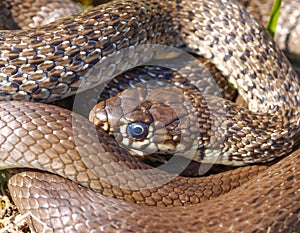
[[0, 0, 300, 232]]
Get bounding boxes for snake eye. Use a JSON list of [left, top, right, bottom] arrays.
[[126, 122, 148, 140]]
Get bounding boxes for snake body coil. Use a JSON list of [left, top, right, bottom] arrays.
[[0, 0, 300, 232]]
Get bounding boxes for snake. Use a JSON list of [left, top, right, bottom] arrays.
[[0, 0, 300, 232]]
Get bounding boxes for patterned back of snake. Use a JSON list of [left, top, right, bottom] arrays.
[[0, 0, 300, 232]]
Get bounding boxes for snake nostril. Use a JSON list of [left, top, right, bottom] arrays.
[[126, 122, 149, 140]]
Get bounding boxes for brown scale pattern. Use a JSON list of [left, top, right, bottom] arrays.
[[8, 148, 300, 232], [0, 0, 82, 29], [238, 0, 300, 65], [0, 101, 267, 207], [92, 81, 298, 165], [0, 0, 300, 232]]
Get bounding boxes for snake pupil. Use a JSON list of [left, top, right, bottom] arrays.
[[127, 122, 148, 140]]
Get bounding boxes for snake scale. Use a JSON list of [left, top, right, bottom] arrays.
[[0, 0, 300, 232]]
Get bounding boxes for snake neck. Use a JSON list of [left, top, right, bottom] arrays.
[[89, 81, 299, 166]]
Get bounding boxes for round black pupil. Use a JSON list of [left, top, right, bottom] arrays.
[[133, 126, 143, 135], [127, 122, 148, 140]]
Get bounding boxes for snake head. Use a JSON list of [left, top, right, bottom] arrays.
[[89, 86, 199, 160]]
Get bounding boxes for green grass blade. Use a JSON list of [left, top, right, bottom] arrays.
[[267, 0, 282, 37]]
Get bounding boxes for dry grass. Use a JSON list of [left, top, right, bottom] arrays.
[[0, 173, 30, 233]]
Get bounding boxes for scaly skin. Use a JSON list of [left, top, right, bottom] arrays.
[[0, 0, 299, 232]]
